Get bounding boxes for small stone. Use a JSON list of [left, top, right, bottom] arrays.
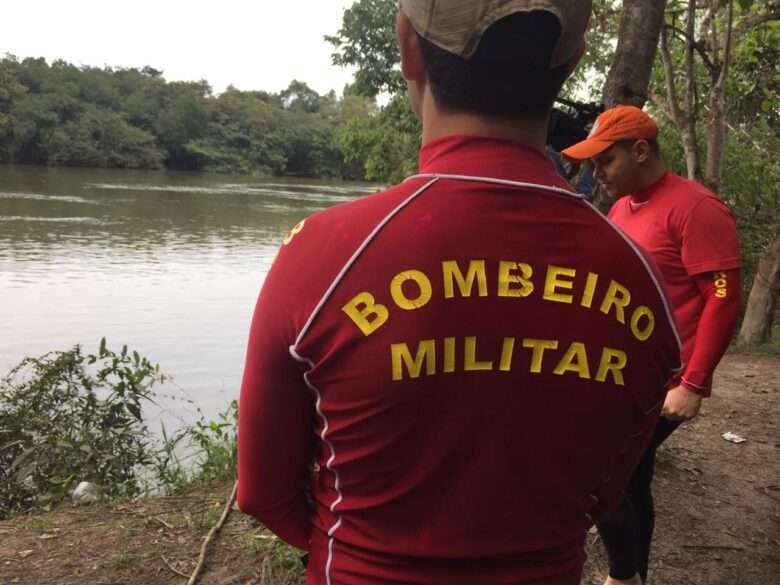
[[722, 431, 747, 444], [71, 481, 100, 505], [18, 550, 34, 558]]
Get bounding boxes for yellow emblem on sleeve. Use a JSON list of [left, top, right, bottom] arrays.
[[282, 220, 306, 246]]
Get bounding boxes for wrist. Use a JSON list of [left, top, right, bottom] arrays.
[[680, 376, 711, 397]]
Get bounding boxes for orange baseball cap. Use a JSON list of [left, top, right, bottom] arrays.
[[561, 105, 658, 161]]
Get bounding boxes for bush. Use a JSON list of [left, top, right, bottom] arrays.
[[154, 400, 238, 490], [0, 339, 165, 518]]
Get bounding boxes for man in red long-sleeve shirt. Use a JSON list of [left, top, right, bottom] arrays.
[[563, 105, 742, 585], [238, 4, 682, 584]]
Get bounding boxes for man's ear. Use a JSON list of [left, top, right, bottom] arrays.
[[634, 139, 651, 163], [396, 12, 425, 82]]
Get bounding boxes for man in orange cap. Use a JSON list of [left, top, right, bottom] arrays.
[[563, 106, 742, 584]]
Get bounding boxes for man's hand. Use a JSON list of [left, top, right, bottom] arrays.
[[661, 385, 703, 421]]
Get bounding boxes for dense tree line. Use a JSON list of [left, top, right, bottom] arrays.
[[0, 56, 378, 179]]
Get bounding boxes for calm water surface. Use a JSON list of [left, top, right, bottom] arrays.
[[0, 165, 376, 426]]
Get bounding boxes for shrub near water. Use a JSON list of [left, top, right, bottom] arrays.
[[0, 339, 165, 518], [155, 399, 238, 491]]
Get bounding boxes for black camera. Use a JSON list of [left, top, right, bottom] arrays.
[[547, 98, 604, 152]]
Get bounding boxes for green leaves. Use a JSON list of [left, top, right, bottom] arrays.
[[326, 0, 402, 97], [0, 340, 165, 518]]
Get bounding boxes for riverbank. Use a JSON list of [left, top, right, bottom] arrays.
[[1, 353, 777, 584]]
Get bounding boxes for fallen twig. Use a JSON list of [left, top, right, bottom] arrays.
[[186, 480, 238, 585], [152, 516, 175, 530], [162, 555, 190, 579]]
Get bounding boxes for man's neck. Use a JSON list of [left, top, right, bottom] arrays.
[[419, 94, 549, 153], [632, 160, 667, 197]]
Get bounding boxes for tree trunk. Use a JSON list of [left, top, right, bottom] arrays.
[[738, 225, 780, 347], [659, 15, 702, 182], [602, 0, 668, 107], [704, 0, 734, 194]]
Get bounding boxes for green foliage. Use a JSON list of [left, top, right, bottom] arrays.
[[722, 123, 779, 268], [0, 339, 245, 518], [730, 19, 780, 129], [184, 88, 288, 175], [46, 108, 163, 168], [336, 93, 420, 183], [147, 399, 239, 493], [325, 0, 403, 97], [0, 339, 165, 519], [0, 55, 386, 179], [327, 1, 422, 182], [186, 400, 238, 483]]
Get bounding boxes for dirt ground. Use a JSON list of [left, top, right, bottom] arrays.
[[1, 352, 777, 585]]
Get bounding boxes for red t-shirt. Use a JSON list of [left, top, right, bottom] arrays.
[[607, 172, 741, 388], [238, 136, 681, 585]]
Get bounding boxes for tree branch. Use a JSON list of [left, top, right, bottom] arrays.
[[727, 9, 780, 46], [660, 25, 685, 127], [186, 481, 238, 585], [666, 24, 716, 71], [686, 0, 698, 120], [649, 91, 674, 121], [718, 0, 735, 92]]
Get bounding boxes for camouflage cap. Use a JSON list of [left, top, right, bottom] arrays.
[[398, 0, 592, 67]]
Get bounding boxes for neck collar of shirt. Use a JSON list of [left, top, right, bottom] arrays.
[[418, 135, 572, 190], [629, 171, 669, 208]]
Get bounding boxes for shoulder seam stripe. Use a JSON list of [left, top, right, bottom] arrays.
[[293, 177, 439, 348], [405, 172, 583, 199]]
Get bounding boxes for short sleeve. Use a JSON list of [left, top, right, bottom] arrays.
[[681, 197, 741, 276]]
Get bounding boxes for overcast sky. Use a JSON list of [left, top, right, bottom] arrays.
[[4, 0, 360, 96]]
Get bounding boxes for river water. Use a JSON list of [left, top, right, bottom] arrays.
[[0, 165, 376, 427]]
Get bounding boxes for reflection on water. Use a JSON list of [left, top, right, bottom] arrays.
[[0, 165, 376, 426]]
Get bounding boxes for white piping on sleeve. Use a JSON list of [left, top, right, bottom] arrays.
[[289, 345, 344, 585], [681, 377, 708, 391]]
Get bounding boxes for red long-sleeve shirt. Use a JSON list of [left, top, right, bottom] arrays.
[[238, 136, 681, 585]]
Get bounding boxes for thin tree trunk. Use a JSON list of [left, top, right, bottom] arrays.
[[683, 0, 703, 181], [704, 0, 735, 194], [602, 0, 668, 107], [738, 225, 780, 347], [659, 16, 701, 181]]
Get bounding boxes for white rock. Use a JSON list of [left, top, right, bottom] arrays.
[[722, 431, 747, 444], [71, 481, 100, 505]]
